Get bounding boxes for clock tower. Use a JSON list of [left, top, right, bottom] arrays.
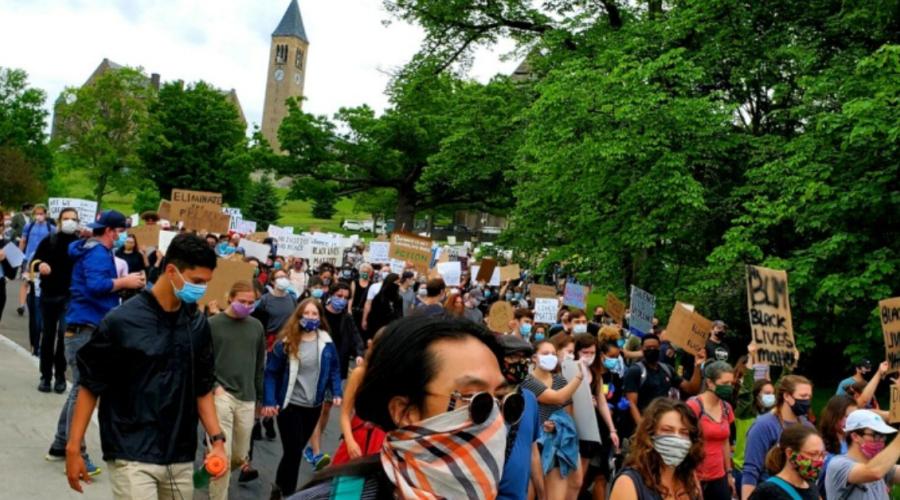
[[261, 0, 308, 152]]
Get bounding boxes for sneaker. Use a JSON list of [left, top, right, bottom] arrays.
[[265, 423, 277, 441], [16, 306, 25, 316], [238, 466, 259, 483], [303, 446, 316, 465], [313, 453, 331, 471], [269, 485, 283, 500], [84, 455, 101, 476], [38, 379, 52, 393], [252, 423, 263, 441], [45, 447, 66, 462], [54, 380, 67, 394]]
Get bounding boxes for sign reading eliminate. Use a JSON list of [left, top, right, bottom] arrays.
[[665, 302, 713, 357], [880, 297, 900, 373], [170, 189, 222, 222], [746, 265, 797, 368], [388, 233, 433, 273]]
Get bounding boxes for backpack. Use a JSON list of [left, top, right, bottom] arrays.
[[686, 395, 732, 423], [637, 361, 680, 400]]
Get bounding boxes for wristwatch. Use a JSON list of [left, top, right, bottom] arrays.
[[210, 432, 226, 444]]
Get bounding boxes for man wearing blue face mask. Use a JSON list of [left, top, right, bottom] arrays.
[[66, 233, 228, 498]]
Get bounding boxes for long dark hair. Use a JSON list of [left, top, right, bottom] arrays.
[[818, 395, 856, 454], [623, 398, 703, 498]]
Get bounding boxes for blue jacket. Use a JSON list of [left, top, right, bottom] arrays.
[[263, 331, 343, 408], [537, 409, 579, 478], [66, 239, 119, 327]]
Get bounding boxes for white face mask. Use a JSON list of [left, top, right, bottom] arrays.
[[537, 353, 558, 371], [581, 354, 595, 366], [573, 323, 588, 334], [275, 277, 291, 291], [61, 219, 79, 234]]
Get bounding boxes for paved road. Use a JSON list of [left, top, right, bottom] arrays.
[[0, 279, 341, 499]]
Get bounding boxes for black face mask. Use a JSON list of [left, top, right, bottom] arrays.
[[503, 359, 530, 385], [790, 398, 811, 417], [643, 348, 660, 364]]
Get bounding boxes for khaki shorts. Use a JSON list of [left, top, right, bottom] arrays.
[[107, 460, 193, 500]]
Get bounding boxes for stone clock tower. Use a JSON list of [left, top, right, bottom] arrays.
[[261, 0, 308, 152]]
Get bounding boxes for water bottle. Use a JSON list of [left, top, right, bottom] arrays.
[[193, 455, 226, 489]]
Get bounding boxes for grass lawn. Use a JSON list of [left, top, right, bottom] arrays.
[[54, 169, 369, 234]]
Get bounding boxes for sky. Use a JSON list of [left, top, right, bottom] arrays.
[[0, 0, 520, 133]]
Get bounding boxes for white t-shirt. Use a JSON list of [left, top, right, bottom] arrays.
[[367, 281, 383, 301]]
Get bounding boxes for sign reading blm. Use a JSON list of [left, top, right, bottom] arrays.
[[746, 265, 797, 368], [880, 297, 900, 373]]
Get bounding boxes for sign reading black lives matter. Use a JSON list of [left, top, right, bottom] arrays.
[[746, 265, 797, 368], [879, 297, 900, 373]]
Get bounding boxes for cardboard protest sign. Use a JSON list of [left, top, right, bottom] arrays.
[[563, 282, 590, 310], [665, 302, 713, 356], [127, 225, 161, 250], [157, 200, 171, 220], [880, 297, 900, 373], [606, 292, 626, 324], [198, 258, 254, 308], [158, 230, 177, 255], [891, 386, 900, 424], [487, 301, 515, 333], [447, 236, 457, 245], [388, 233, 433, 274], [48, 198, 98, 225], [367, 241, 390, 264], [562, 359, 601, 443], [245, 232, 268, 243], [181, 206, 230, 234], [530, 284, 558, 300], [170, 189, 222, 222], [534, 298, 559, 324], [238, 240, 271, 262], [629, 285, 656, 336], [475, 258, 497, 283], [746, 265, 797, 368], [436, 261, 462, 287], [499, 264, 521, 282]]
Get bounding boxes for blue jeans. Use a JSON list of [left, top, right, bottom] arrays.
[[50, 326, 94, 453]]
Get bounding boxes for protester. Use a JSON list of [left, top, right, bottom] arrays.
[[291, 314, 509, 499], [208, 280, 267, 500], [748, 425, 825, 500], [19, 203, 55, 354], [844, 361, 889, 414], [623, 334, 704, 426], [413, 277, 446, 316], [837, 360, 872, 396], [609, 398, 703, 499], [464, 291, 485, 324], [397, 271, 416, 316], [139, 211, 159, 225], [65, 233, 227, 498], [332, 329, 386, 467], [570, 309, 588, 335], [114, 233, 147, 275], [816, 394, 858, 496], [32, 207, 80, 393], [252, 268, 298, 351], [442, 292, 465, 317], [824, 409, 900, 500], [733, 348, 776, 493], [686, 361, 735, 499], [365, 273, 403, 334], [262, 298, 343, 499], [706, 320, 731, 363], [0, 208, 18, 324], [512, 307, 534, 339], [288, 257, 309, 296], [46, 210, 145, 476], [741, 374, 814, 499], [350, 263, 372, 334]]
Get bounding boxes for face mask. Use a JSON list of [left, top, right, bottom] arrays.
[[713, 384, 734, 400], [171, 268, 207, 304], [860, 439, 885, 459], [61, 219, 79, 234], [322, 278, 332, 286], [603, 357, 619, 371], [360, 272, 369, 281], [275, 277, 291, 291], [380, 271, 390, 279], [503, 359, 530, 385], [505, 293, 513, 301], [643, 348, 661, 364], [311, 288, 324, 299], [300, 317, 320, 332], [519, 323, 533, 337], [760, 393, 777, 409], [790, 398, 811, 418], [329, 296, 348, 312], [484, 290, 491, 299], [253, 267, 260, 278], [564, 352, 575, 362], [788, 451, 823, 481], [616, 338, 626, 348], [652, 434, 692, 467], [273, 262, 283, 270], [230, 301, 255, 318], [35, 214, 46, 222], [573, 323, 588, 334], [581, 354, 595, 366], [382, 398, 507, 499], [537, 354, 558, 371], [534, 332, 545, 342], [114, 231, 127, 249]]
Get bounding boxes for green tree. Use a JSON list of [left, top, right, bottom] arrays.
[[139, 81, 248, 204], [131, 179, 161, 214], [0, 67, 51, 205], [244, 176, 280, 230], [54, 67, 153, 208]]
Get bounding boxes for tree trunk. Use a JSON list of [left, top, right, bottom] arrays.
[[94, 172, 108, 212], [393, 189, 416, 233]]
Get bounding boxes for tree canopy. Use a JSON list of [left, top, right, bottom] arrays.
[[0, 68, 51, 206]]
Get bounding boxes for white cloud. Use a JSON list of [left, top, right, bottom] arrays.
[[0, 0, 520, 133]]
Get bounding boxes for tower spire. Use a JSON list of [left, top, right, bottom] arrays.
[[272, 0, 308, 42]]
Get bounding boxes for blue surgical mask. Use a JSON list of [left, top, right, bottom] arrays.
[[760, 393, 777, 409], [114, 231, 127, 250], [311, 289, 324, 299], [171, 268, 207, 304], [300, 318, 320, 331], [484, 290, 491, 299], [273, 262, 283, 271], [534, 332, 545, 342], [329, 297, 348, 312], [603, 357, 619, 371], [520, 323, 533, 337], [616, 338, 626, 348]]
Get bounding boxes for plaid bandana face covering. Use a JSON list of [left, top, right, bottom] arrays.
[[380, 402, 508, 499]]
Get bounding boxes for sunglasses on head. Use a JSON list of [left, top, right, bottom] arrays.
[[444, 391, 525, 426]]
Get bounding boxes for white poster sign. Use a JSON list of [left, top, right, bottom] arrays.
[[437, 261, 462, 287], [368, 241, 390, 264], [239, 240, 271, 262], [158, 230, 178, 255], [277, 234, 306, 257], [48, 198, 98, 225], [629, 285, 656, 336], [562, 359, 601, 443], [534, 298, 559, 324]]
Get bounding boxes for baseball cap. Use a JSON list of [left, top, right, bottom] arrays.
[[843, 409, 897, 435], [855, 359, 872, 371], [496, 334, 534, 357], [87, 210, 128, 230], [712, 320, 727, 328]]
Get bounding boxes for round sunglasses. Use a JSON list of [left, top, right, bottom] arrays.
[[444, 390, 525, 427]]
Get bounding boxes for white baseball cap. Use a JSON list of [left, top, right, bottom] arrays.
[[843, 409, 897, 435]]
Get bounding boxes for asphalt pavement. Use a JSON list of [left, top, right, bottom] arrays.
[[0, 279, 340, 499]]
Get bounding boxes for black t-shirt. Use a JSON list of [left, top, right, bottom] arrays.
[[116, 249, 146, 274], [748, 479, 818, 500], [706, 338, 730, 363], [623, 362, 683, 412]]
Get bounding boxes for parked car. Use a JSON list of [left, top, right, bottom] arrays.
[[341, 219, 369, 232]]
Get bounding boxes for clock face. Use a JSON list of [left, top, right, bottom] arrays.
[[294, 73, 302, 85], [274, 69, 284, 81]]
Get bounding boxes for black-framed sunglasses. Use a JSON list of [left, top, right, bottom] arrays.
[[443, 391, 525, 426]]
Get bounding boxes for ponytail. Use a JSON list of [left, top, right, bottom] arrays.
[[764, 444, 788, 474]]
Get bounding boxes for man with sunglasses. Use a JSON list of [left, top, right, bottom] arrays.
[[824, 409, 900, 500], [495, 334, 546, 500]]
